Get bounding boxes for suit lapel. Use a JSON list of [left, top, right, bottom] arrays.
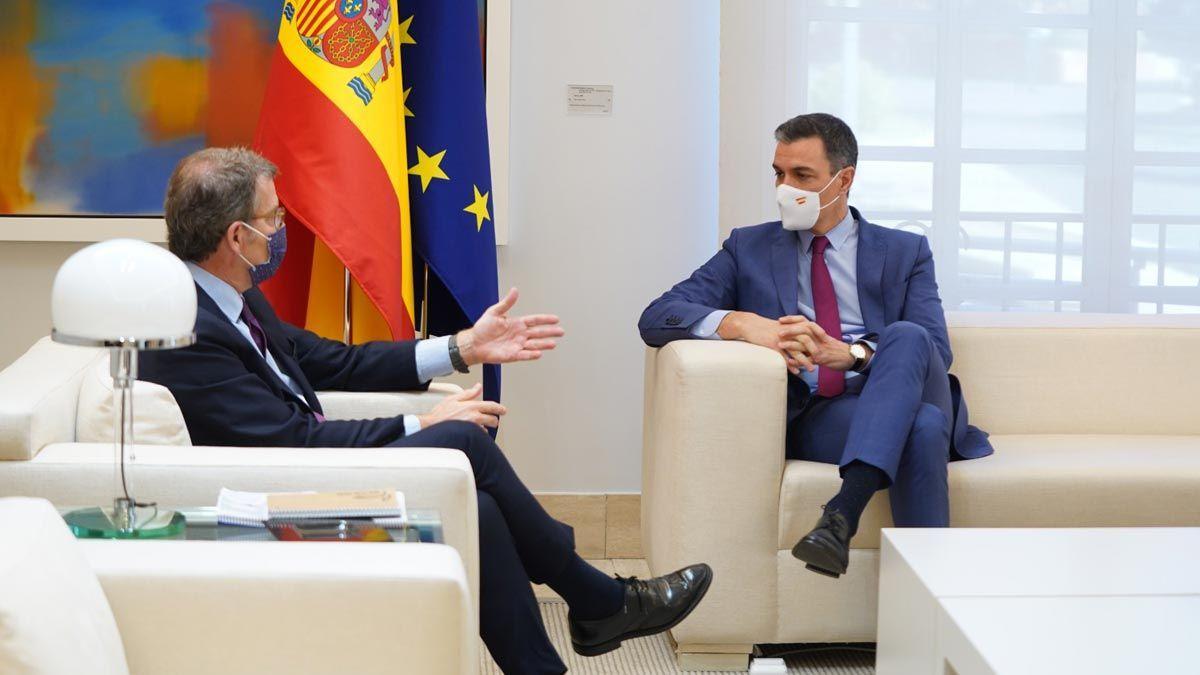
[[195, 284, 268, 358], [771, 228, 801, 318], [197, 284, 320, 414], [855, 213, 888, 332], [194, 282, 223, 321]]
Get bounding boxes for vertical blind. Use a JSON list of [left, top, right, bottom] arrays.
[[778, 0, 1200, 313]]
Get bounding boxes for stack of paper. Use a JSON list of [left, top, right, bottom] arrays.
[[216, 488, 406, 528]]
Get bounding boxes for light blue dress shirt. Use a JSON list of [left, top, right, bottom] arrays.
[[692, 208, 874, 392], [187, 263, 455, 435]]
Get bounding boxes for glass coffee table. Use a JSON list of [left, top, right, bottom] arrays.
[[61, 505, 443, 544]]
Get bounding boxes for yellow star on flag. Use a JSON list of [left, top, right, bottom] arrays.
[[408, 147, 449, 192], [397, 16, 416, 46], [463, 185, 491, 232], [402, 87, 414, 117]]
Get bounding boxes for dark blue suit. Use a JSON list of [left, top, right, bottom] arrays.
[[140, 284, 577, 674], [140, 285, 424, 448], [640, 207, 991, 527]]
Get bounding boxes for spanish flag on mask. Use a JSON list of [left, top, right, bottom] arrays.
[[253, 0, 415, 342]]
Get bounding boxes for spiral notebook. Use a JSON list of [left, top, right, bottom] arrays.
[[216, 488, 406, 528]]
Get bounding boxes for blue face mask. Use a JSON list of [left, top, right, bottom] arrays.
[[236, 222, 287, 286]]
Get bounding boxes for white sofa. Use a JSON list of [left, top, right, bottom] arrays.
[[0, 497, 476, 675], [641, 312, 1200, 670], [0, 337, 480, 608]]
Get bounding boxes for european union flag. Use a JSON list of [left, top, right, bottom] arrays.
[[400, 0, 501, 404]]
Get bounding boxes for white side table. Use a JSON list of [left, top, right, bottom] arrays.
[[937, 595, 1200, 674], [876, 528, 1200, 675]]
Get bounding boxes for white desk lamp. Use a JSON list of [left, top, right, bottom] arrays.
[[51, 239, 197, 538]]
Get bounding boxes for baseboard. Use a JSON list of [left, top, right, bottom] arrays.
[[534, 493, 641, 559], [675, 651, 751, 672], [671, 636, 753, 671]]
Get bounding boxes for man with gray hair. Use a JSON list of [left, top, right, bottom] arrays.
[[640, 113, 991, 580], [140, 147, 712, 674]]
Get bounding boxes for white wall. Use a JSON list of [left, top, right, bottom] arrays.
[[719, 0, 787, 243], [0, 0, 721, 494], [495, 0, 720, 492], [0, 242, 89, 367]]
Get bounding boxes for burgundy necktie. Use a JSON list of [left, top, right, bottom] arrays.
[[240, 302, 325, 423], [810, 236, 845, 397], [239, 303, 268, 357]]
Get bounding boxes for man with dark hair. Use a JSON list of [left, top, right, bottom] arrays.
[[639, 113, 991, 578], [141, 147, 712, 674]]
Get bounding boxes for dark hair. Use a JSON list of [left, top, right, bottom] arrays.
[[164, 147, 278, 262], [774, 113, 858, 172]]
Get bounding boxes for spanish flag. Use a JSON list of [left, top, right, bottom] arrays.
[[253, 0, 415, 342]]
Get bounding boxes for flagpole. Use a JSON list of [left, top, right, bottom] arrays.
[[420, 263, 430, 340], [343, 267, 351, 344]]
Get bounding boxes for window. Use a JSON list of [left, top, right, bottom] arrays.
[[778, 0, 1200, 313]]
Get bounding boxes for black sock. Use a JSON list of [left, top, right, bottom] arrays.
[[549, 554, 626, 621], [825, 460, 889, 536]]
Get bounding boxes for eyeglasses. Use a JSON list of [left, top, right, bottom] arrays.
[[250, 206, 287, 231]]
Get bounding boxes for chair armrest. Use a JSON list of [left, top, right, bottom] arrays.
[[641, 341, 787, 644], [0, 338, 101, 460], [81, 540, 477, 675], [316, 382, 464, 420], [2, 443, 480, 613]]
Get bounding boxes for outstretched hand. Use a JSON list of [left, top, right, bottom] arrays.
[[459, 288, 565, 366]]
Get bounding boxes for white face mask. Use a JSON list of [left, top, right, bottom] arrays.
[[777, 168, 844, 231]]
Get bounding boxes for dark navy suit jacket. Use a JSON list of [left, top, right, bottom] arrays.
[[639, 207, 992, 460], [139, 285, 426, 448]]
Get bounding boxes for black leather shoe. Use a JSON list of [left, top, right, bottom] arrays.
[[791, 508, 852, 578], [568, 563, 713, 657]]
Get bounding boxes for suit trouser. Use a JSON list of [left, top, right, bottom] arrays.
[[389, 420, 572, 675], [786, 321, 952, 527]]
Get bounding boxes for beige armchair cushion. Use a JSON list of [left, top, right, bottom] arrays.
[[0, 497, 128, 675], [76, 356, 191, 446], [947, 313, 1200, 435], [85, 541, 475, 675], [0, 338, 101, 460], [778, 434, 1200, 550], [316, 382, 463, 420]]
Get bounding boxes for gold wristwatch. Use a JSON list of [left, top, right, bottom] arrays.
[[849, 340, 873, 373]]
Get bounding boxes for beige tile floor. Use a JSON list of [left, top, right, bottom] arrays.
[[507, 561, 877, 674], [533, 558, 652, 600]]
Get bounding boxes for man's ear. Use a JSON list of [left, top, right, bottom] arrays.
[[225, 221, 245, 249], [839, 166, 856, 194]]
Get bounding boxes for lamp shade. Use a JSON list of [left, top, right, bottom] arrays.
[[51, 239, 197, 346]]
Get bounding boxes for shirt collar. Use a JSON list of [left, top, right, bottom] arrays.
[[186, 262, 245, 324], [799, 207, 857, 253]]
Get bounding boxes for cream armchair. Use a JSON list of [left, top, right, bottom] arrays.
[[642, 312, 1200, 671], [0, 337, 479, 606], [0, 497, 477, 675]]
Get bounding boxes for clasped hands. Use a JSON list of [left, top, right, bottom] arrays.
[[418, 288, 564, 430], [717, 311, 854, 376]]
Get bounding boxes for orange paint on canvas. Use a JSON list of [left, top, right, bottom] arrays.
[[130, 56, 208, 142], [205, 5, 273, 147], [0, 0, 51, 213]]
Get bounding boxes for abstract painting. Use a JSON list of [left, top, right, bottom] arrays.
[[0, 0, 280, 216]]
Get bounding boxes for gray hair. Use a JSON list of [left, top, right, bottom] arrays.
[[774, 113, 859, 172], [164, 147, 278, 263]]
